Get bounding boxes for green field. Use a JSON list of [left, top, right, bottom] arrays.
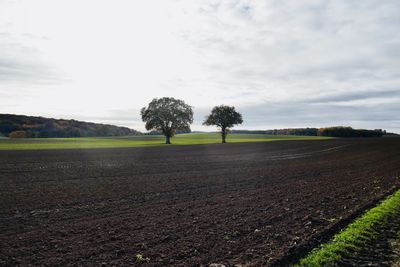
[[0, 133, 330, 150]]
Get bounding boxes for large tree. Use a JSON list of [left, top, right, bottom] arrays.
[[141, 97, 193, 144], [203, 105, 243, 143]]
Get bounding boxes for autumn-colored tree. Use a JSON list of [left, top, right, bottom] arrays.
[[9, 131, 28, 138]]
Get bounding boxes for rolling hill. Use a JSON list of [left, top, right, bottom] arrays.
[[0, 114, 140, 138]]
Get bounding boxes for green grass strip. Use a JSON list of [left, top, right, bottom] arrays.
[[296, 189, 400, 266], [0, 133, 330, 150]]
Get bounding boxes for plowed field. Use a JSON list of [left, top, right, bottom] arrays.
[[1, 138, 400, 266]]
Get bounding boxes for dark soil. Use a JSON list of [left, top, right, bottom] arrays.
[[0, 138, 400, 266]]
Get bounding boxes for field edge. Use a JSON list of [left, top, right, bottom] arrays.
[[0, 133, 331, 150], [294, 185, 400, 267]]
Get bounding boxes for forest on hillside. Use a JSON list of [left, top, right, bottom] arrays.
[[0, 114, 140, 138]]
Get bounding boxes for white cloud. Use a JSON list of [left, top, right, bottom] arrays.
[[0, 0, 399, 132]]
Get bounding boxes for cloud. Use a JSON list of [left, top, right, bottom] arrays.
[[0, 0, 399, 132], [236, 88, 400, 132], [309, 89, 400, 104], [233, 100, 400, 133], [0, 34, 63, 84]]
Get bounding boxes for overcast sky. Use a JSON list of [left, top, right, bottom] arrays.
[[1, 0, 399, 132]]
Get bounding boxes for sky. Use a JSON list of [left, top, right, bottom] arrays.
[[0, 0, 399, 133]]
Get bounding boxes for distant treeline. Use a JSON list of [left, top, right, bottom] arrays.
[[232, 128, 318, 135], [266, 128, 319, 136], [0, 114, 140, 138], [146, 129, 191, 135], [233, 127, 393, 138], [317, 127, 386, 137]]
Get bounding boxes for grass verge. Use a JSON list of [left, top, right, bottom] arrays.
[[295, 189, 400, 266]]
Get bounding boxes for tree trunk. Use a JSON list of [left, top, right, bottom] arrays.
[[165, 135, 171, 144], [221, 128, 226, 143]]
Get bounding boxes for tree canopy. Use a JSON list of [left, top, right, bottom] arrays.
[[141, 97, 193, 144], [203, 105, 243, 143]]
